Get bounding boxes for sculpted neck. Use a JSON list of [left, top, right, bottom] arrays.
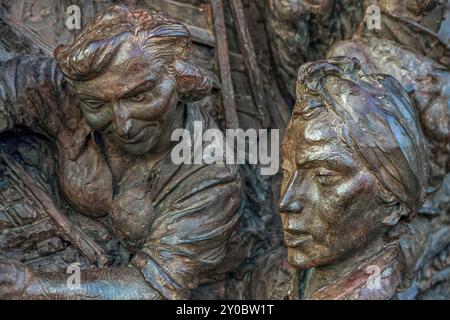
[[301, 236, 401, 300]]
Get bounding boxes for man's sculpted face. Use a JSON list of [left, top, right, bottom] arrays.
[[74, 40, 179, 155]]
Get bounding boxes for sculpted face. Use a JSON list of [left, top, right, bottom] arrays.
[[74, 40, 179, 155], [279, 75, 394, 269]]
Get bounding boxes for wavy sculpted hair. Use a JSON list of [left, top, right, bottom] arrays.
[[54, 4, 211, 101]]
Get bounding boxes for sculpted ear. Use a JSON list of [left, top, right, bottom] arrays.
[[174, 60, 213, 102], [378, 188, 409, 227], [382, 203, 409, 226]]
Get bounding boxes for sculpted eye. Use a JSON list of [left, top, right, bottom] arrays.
[[314, 170, 339, 186], [315, 174, 332, 185], [130, 93, 146, 102], [82, 100, 105, 110]]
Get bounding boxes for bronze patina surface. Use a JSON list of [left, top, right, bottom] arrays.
[[0, 0, 449, 300]]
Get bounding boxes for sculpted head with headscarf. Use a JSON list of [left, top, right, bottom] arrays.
[[279, 57, 429, 269]]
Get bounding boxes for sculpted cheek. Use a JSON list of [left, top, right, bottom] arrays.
[[140, 81, 177, 120], [162, 81, 178, 109], [335, 172, 376, 214]]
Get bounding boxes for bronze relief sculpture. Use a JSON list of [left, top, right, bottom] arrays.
[[280, 57, 435, 299], [0, 0, 449, 300], [264, 0, 364, 103], [325, 0, 450, 298], [0, 4, 242, 299], [329, 0, 450, 199]]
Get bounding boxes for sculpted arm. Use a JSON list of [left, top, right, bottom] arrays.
[[0, 165, 242, 299]]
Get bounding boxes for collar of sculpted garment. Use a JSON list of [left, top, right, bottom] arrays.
[[297, 212, 447, 300], [299, 241, 401, 300]]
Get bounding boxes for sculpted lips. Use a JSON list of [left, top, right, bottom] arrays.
[[283, 228, 313, 247], [281, 213, 312, 247], [111, 125, 156, 144]]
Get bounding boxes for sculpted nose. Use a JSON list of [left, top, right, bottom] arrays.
[[279, 171, 304, 213], [279, 191, 304, 213], [113, 102, 132, 137]]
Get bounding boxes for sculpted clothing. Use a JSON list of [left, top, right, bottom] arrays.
[[0, 56, 243, 299]]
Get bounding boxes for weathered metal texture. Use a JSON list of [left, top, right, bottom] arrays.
[[0, 0, 76, 55], [264, 0, 364, 103], [143, 0, 216, 46], [0, 0, 449, 301], [211, 0, 239, 129], [0, 3, 245, 300], [0, 130, 121, 276], [230, 0, 268, 128], [1, 153, 108, 267], [2, 1, 284, 298], [275, 0, 450, 299], [280, 56, 449, 300]]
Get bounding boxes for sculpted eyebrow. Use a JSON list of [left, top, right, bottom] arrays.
[[297, 155, 352, 171], [123, 79, 157, 98], [78, 93, 104, 101]]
